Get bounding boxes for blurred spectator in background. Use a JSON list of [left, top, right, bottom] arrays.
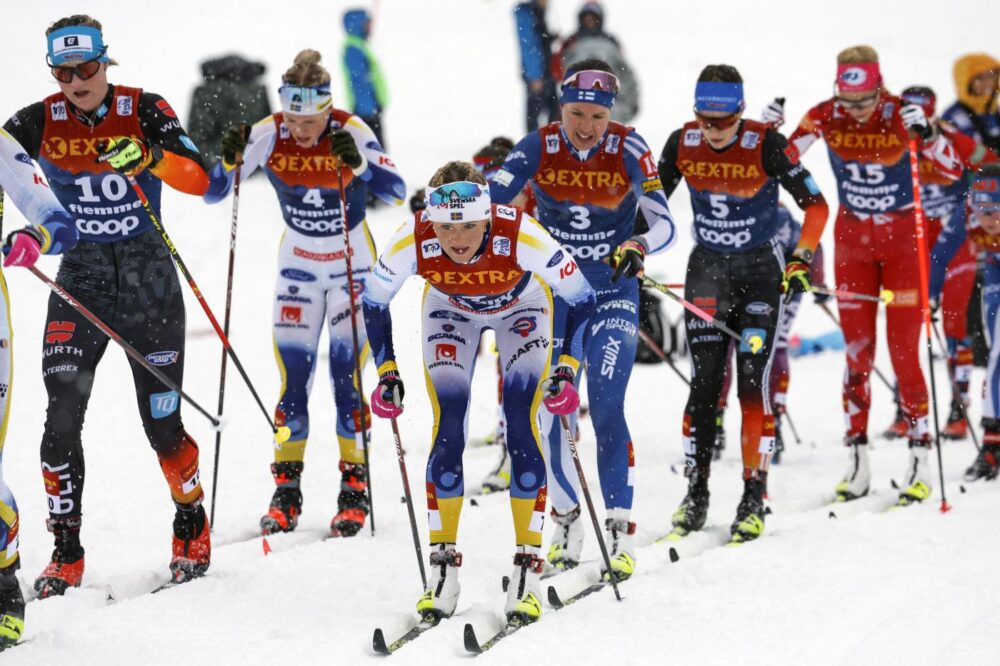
[[559, 2, 639, 123], [342, 8, 389, 148], [515, 0, 560, 132], [187, 55, 271, 169], [942, 53, 1000, 153]]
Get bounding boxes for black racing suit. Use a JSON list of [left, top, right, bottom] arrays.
[[4, 85, 208, 551]]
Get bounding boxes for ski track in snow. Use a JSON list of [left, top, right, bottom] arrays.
[[3, 1, 1000, 664]]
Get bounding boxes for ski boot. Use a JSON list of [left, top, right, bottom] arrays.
[[896, 440, 933, 507], [0, 569, 24, 650], [668, 467, 710, 539], [331, 461, 369, 537], [730, 475, 766, 544], [170, 502, 211, 583], [505, 546, 544, 624], [601, 509, 636, 582], [964, 440, 1000, 482], [416, 544, 462, 621], [941, 400, 968, 440], [546, 505, 583, 573], [881, 405, 909, 439], [479, 444, 511, 494], [260, 461, 304, 535], [712, 408, 726, 461], [34, 516, 84, 599], [835, 435, 871, 501]]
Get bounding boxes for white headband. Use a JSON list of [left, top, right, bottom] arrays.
[[279, 84, 333, 116], [424, 181, 492, 223]]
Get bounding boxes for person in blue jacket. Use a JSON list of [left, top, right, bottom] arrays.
[[515, 0, 560, 133], [342, 8, 388, 149]]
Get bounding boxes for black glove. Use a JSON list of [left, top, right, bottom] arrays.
[[221, 123, 250, 167], [610, 238, 646, 282], [329, 129, 362, 169], [410, 188, 427, 213]]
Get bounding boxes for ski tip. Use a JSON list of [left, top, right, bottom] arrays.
[[470, 498, 479, 507], [546, 585, 565, 609], [668, 547, 679, 563], [890, 479, 900, 490], [828, 510, 837, 519], [463, 623, 483, 654], [959, 484, 967, 494], [501, 575, 510, 593], [372, 628, 390, 655]]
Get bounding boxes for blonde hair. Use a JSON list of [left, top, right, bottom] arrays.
[[429, 161, 487, 187], [837, 45, 879, 65], [282, 49, 331, 86], [47, 15, 118, 66]]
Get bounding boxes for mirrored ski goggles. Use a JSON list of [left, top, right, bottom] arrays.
[[424, 181, 492, 224], [562, 70, 620, 94], [278, 84, 333, 116], [49, 52, 106, 83], [694, 110, 741, 130], [834, 91, 880, 110]]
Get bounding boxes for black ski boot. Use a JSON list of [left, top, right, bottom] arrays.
[[0, 568, 24, 650], [668, 467, 710, 539], [260, 461, 304, 535]]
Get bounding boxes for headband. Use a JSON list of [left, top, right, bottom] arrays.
[[424, 181, 492, 223], [279, 83, 333, 116], [47, 26, 109, 66], [835, 62, 882, 94], [694, 81, 745, 114]]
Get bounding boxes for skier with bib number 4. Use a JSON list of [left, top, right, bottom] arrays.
[[489, 59, 678, 581], [3, 14, 215, 595], [204, 49, 405, 538], [363, 162, 595, 624], [785, 46, 963, 505], [658, 65, 830, 544]]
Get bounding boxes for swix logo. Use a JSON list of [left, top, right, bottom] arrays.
[[155, 99, 177, 118], [601, 337, 621, 378], [693, 296, 717, 316], [435, 343, 457, 361], [281, 306, 302, 323], [46, 321, 76, 344], [509, 316, 537, 338]]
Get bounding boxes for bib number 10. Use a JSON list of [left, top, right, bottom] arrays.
[[75, 174, 129, 201]]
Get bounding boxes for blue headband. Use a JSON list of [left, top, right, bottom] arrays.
[[47, 26, 109, 66], [694, 81, 745, 114], [560, 87, 616, 109], [971, 176, 1000, 208]]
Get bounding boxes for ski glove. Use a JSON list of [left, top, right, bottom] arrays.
[[542, 364, 580, 415], [611, 237, 647, 282], [761, 97, 786, 128], [782, 252, 812, 302], [221, 123, 250, 168], [371, 370, 405, 419], [2, 226, 44, 268], [95, 137, 158, 176], [329, 129, 363, 170], [901, 103, 934, 141]]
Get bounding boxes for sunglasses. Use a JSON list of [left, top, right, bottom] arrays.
[[835, 91, 879, 110], [49, 53, 105, 83], [563, 69, 620, 94], [693, 110, 741, 130]]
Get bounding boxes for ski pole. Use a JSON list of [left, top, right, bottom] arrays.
[[558, 415, 623, 601], [930, 320, 981, 452], [782, 408, 803, 445], [811, 285, 894, 304], [124, 174, 290, 444], [391, 417, 426, 589], [636, 327, 690, 386], [908, 138, 950, 513], [334, 163, 375, 536], [639, 275, 763, 354], [209, 152, 244, 529], [816, 300, 895, 393], [28, 265, 222, 427]]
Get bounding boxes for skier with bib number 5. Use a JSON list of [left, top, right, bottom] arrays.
[[657, 65, 830, 544], [204, 49, 405, 538], [2, 14, 213, 595], [490, 59, 678, 581], [784, 46, 963, 505]]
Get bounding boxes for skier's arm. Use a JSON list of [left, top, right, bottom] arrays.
[[929, 208, 969, 299], [763, 129, 829, 258], [138, 92, 209, 195], [343, 115, 406, 206], [204, 120, 275, 204], [0, 128, 77, 254], [2, 103, 47, 160], [362, 218, 418, 371], [786, 104, 825, 163], [656, 130, 684, 198], [516, 214, 596, 371], [489, 133, 541, 205], [624, 130, 677, 254]]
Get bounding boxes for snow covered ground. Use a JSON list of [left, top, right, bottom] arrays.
[[3, 1, 1000, 664]]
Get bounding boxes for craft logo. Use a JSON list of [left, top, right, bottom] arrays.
[[45, 321, 76, 344]]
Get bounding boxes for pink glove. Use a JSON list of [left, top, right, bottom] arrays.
[[543, 365, 580, 415], [3, 227, 43, 268], [370, 371, 404, 419]]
